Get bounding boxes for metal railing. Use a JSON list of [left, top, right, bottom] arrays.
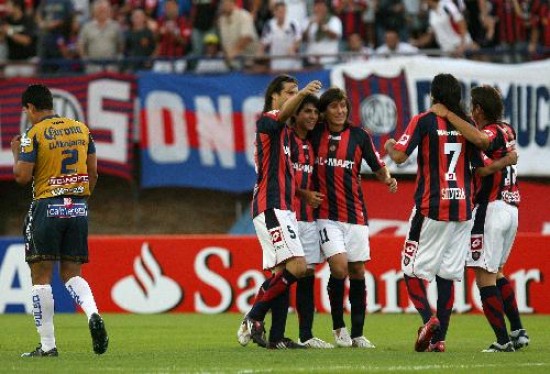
[[1, 46, 548, 78]]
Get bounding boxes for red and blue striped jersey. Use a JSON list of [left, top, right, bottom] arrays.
[[289, 129, 315, 222], [311, 122, 385, 225], [393, 111, 476, 221], [474, 122, 520, 206], [251, 110, 295, 217]]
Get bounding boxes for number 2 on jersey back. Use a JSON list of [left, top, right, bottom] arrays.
[[61, 149, 78, 174], [444, 142, 462, 181]]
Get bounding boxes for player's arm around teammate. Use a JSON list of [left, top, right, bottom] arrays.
[[431, 85, 528, 352], [238, 76, 322, 349]]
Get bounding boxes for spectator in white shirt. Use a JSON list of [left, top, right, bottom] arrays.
[[302, 0, 342, 67], [342, 32, 373, 62], [411, 0, 478, 57], [218, 0, 259, 69], [375, 27, 420, 57], [260, 0, 302, 71]]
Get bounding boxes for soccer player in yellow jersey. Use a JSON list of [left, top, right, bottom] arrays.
[[11, 84, 109, 357]]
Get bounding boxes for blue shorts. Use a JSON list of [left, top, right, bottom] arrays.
[[23, 196, 89, 263]]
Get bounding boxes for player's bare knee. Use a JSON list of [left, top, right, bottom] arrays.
[[60, 261, 82, 283], [348, 261, 365, 279], [30, 261, 54, 285], [286, 256, 307, 278]]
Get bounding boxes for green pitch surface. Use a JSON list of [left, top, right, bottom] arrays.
[[1, 313, 549, 373]]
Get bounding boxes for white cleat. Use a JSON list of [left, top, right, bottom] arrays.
[[482, 341, 514, 352], [352, 336, 375, 348], [333, 327, 352, 348], [510, 329, 530, 350], [237, 317, 252, 346], [299, 337, 334, 349]]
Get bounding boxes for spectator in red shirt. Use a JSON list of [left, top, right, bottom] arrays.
[[153, 0, 192, 72]]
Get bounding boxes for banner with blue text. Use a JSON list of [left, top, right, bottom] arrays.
[[139, 71, 331, 192]]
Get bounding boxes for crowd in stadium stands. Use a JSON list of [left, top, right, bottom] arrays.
[[0, 0, 549, 76]]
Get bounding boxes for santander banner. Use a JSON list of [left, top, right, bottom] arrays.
[[0, 234, 550, 314], [3, 235, 545, 315]]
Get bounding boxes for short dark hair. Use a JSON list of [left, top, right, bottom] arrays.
[[296, 94, 319, 115], [263, 74, 298, 112], [431, 73, 469, 121], [21, 84, 53, 111], [471, 85, 503, 123], [318, 87, 351, 122], [290, 94, 319, 126]]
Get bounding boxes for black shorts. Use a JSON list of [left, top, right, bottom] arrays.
[[23, 196, 89, 263]]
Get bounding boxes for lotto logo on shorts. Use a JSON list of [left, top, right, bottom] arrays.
[[471, 234, 483, 250], [471, 234, 483, 261], [402, 240, 418, 266], [269, 227, 284, 246]]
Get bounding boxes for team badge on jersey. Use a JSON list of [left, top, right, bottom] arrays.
[[471, 234, 483, 261], [402, 240, 418, 266]]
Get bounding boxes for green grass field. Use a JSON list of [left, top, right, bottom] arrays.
[[0, 313, 549, 373]]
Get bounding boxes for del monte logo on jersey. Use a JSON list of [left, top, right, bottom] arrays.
[[112, 242, 183, 313]]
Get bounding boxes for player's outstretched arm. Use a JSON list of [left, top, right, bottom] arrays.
[[431, 103, 490, 150], [476, 151, 518, 177], [279, 80, 322, 123], [384, 138, 408, 164]]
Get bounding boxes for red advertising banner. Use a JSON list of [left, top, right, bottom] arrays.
[[83, 235, 549, 314], [363, 180, 550, 235]]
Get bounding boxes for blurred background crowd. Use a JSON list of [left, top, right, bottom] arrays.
[[0, 0, 549, 77]]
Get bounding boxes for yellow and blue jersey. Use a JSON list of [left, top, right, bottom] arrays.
[[19, 115, 96, 199]]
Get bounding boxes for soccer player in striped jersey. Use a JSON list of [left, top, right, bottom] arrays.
[[289, 94, 333, 349], [12, 84, 108, 357], [431, 85, 528, 353], [237, 75, 322, 349], [310, 88, 397, 348], [385, 74, 478, 353]]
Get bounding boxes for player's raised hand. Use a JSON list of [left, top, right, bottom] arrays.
[[301, 80, 322, 96]]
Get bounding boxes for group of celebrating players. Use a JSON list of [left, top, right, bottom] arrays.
[[237, 73, 530, 353]]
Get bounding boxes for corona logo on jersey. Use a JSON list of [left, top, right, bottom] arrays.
[[344, 71, 411, 153], [111, 242, 183, 313]]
